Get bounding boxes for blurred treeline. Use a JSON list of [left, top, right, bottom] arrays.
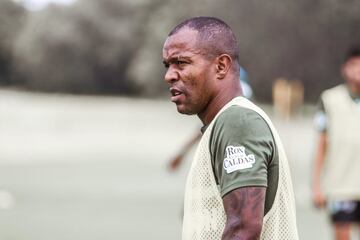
[[1, 0, 360, 102]]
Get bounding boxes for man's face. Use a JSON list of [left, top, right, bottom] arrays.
[[162, 28, 216, 115], [343, 57, 360, 88]]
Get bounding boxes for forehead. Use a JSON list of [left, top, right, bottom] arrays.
[[346, 57, 360, 66], [163, 28, 200, 58], [344, 57, 360, 67]]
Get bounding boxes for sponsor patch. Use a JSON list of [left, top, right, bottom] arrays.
[[223, 145, 256, 173]]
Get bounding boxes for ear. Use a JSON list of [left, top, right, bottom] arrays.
[[216, 54, 232, 79]]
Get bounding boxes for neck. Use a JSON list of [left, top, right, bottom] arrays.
[[198, 80, 242, 125], [349, 84, 360, 94]]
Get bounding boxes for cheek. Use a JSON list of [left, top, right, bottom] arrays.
[[187, 75, 209, 102], [347, 68, 360, 80], [181, 67, 210, 98], [188, 75, 199, 88], [182, 72, 199, 92], [187, 68, 209, 88], [355, 68, 360, 78]]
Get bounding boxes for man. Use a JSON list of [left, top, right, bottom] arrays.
[[162, 17, 298, 240], [312, 46, 360, 240], [168, 66, 253, 171]]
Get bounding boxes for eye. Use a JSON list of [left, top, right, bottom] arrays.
[[175, 60, 187, 67], [163, 62, 169, 69]]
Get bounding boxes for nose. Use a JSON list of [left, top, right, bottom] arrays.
[[164, 66, 179, 84]]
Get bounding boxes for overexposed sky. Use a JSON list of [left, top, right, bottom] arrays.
[[13, 0, 77, 11]]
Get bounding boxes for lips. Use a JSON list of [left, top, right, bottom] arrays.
[[170, 87, 182, 96], [170, 87, 185, 102]]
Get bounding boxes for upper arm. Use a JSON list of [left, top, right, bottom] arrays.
[[314, 97, 328, 168], [210, 106, 274, 197], [222, 186, 266, 240], [315, 132, 328, 167], [209, 107, 275, 239], [314, 98, 328, 133]]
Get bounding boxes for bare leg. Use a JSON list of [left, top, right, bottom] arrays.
[[334, 223, 350, 240], [352, 224, 360, 240]]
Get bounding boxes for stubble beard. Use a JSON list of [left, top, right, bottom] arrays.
[[176, 101, 198, 115], [175, 94, 205, 115]]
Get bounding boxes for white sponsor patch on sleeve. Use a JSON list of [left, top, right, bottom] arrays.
[[223, 145, 256, 173]]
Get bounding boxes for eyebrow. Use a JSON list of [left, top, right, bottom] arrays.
[[163, 54, 191, 64]]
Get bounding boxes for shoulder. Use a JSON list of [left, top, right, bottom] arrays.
[[209, 105, 276, 196], [209, 105, 275, 162], [218, 105, 258, 119], [322, 84, 346, 98], [321, 84, 349, 109], [212, 105, 270, 136]]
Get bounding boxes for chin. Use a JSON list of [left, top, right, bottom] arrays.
[[176, 105, 196, 115]]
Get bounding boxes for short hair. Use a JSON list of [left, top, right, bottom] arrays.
[[169, 17, 240, 70], [344, 45, 360, 63]]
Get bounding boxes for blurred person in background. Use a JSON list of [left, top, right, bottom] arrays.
[[167, 66, 253, 171], [312, 46, 360, 240], [163, 16, 298, 239]]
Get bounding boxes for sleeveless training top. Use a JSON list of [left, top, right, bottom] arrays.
[[182, 97, 298, 240], [321, 84, 360, 200]]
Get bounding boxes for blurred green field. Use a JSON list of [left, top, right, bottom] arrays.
[[0, 89, 331, 240]]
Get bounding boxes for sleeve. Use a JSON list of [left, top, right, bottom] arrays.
[[209, 106, 275, 197], [313, 98, 327, 133]]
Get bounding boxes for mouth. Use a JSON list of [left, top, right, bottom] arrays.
[[170, 87, 185, 102]]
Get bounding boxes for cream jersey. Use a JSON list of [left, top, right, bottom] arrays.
[[182, 97, 298, 240], [321, 84, 360, 200]]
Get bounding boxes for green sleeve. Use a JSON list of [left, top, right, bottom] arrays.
[[209, 106, 275, 197]]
